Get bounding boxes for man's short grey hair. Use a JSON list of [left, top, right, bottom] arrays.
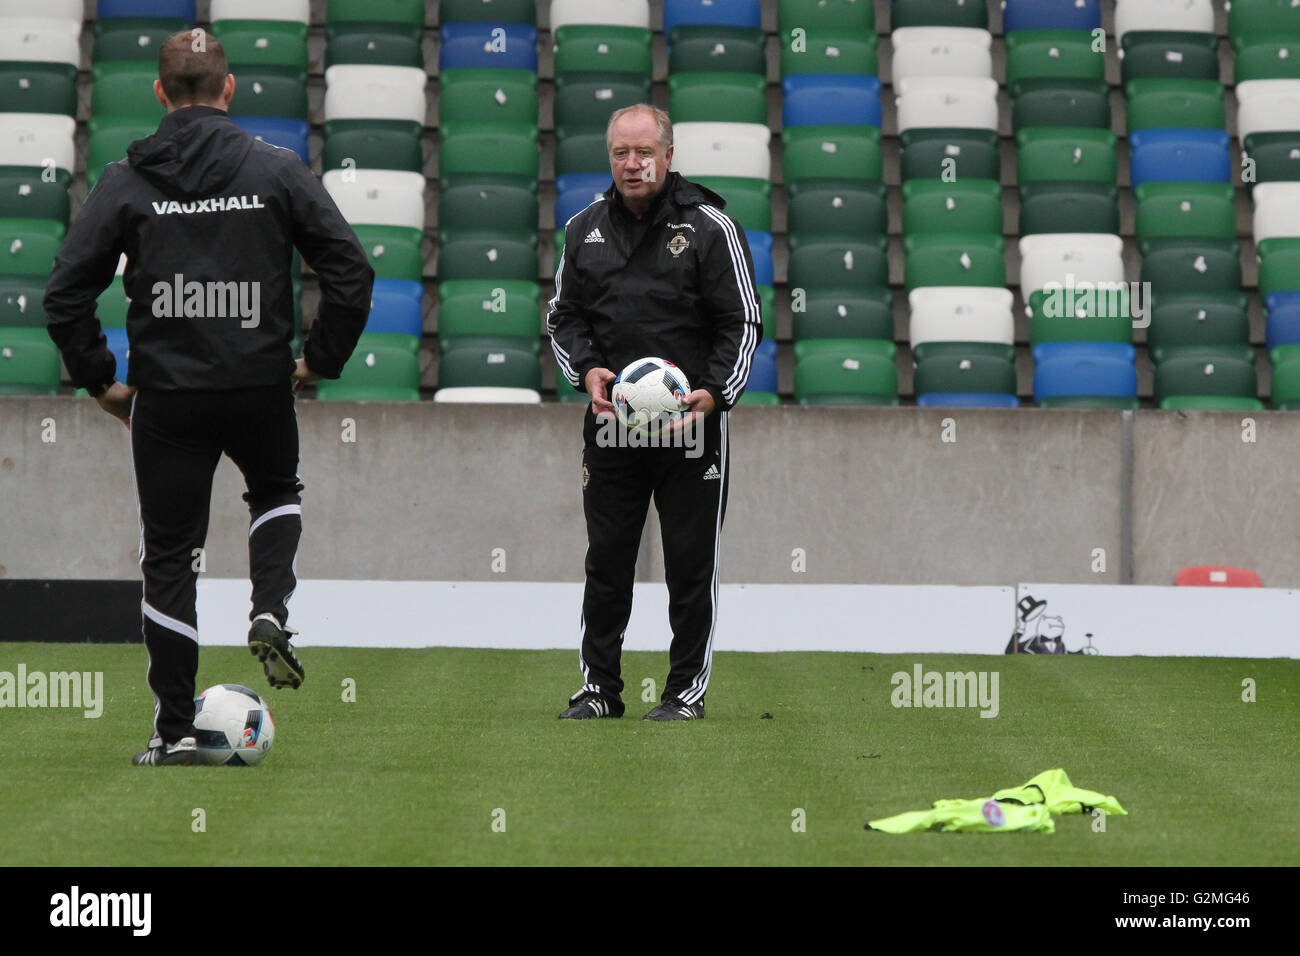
[[605, 104, 673, 151]]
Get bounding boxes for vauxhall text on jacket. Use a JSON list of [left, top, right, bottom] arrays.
[[547, 172, 762, 412], [45, 105, 374, 390]]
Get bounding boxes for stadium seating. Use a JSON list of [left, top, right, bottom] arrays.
[[1003, 0, 1100, 33], [0, 326, 61, 395], [891, 0, 988, 29], [315, 333, 421, 401], [1032, 343, 1138, 408], [793, 339, 898, 406]]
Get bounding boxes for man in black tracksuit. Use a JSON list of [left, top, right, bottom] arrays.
[[548, 105, 761, 721], [44, 34, 373, 765]]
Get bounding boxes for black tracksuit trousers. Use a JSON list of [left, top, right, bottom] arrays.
[[576, 407, 729, 710], [130, 385, 303, 744]]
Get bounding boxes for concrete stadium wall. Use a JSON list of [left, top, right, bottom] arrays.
[[3, 397, 1296, 587]]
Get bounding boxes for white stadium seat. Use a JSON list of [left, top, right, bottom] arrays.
[[0, 0, 81, 25], [671, 122, 771, 180], [1236, 79, 1300, 139], [1252, 183, 1300, 244], [1018, 234, 1126, 297], [896, 77, 999, 133], [210, 0, 310, 24], [0, 113, 75, 173], [324, 65, 427, 125], [1115, 0, 1214, 47], [550, 0, 650, 30], [323, 169, 426, 231], [434, 387, 542, 404], [0, 24, 80, 67], [891, 28, 993, 86], [908, 287, 1014, 349]]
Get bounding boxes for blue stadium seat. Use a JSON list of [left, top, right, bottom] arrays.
[[1003, 0, 1101, 33], [664, 0, 762, 36], [232, 117, 309, 163], [555, 177, 608, 227], [1266, 292, 1300, 350], [438, 24, 539, 71], [1032, 342, 1138, 404], [1129, 129, 1231, 186], [746, 231, 773, 287], [104, 329, 130, 383], [746, 338, 778, 394], [916, 393, 1021, 408], [365, 280, 424, 338], [98, 0, 196, 18], [782, 76, 883, 128]]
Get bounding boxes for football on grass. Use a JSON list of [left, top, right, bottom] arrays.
[[193, 684, 275, 766], [611, 357, 690, 434]]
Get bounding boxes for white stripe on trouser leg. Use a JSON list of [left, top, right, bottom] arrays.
[[142, 600, 199, 642], [248, 503, 301, 537], [680, 412, 726, 705]]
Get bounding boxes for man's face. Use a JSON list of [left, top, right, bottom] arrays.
[[608, 112, 672, 205]]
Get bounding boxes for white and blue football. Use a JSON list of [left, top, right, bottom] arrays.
[[611, 357, 690, 434], [193, 684, 275, 766]]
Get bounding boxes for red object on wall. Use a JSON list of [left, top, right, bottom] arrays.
[[1174, 566, 1263, 587]]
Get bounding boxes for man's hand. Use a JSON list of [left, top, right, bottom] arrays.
[[292, 358, 324, 395], [585, 367, 617, 417], [667, 388, 715, 433], [95, 382, 136, 427]]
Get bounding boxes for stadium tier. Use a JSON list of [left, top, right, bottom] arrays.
[[0, 0, 1295, 406]]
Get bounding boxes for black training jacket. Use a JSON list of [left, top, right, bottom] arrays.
[[45, 105, 373, 390], [547, 171, 762, 412]]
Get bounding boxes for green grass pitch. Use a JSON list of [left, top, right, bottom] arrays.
[[3, 644, 1297, 866]]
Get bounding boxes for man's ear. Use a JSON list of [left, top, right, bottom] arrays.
[[665, 144, 674, 169], [221, 73, 235, 108], [153, 79, 170, 111]]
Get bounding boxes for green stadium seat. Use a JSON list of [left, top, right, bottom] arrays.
[[440, 0, 535, 22], [737, 390, 780, 405], [315, 332, 421, 401], [902, 179, 1002, 236], [891, 0, 988, 29], [327, 0, 425, 26], [437, 233, 538, 283], [783, 125, 883, 183], [1121, 32, 1220, 83], [1027, 288, 1134, 346], [0, 170, 70, 226], [1125, 79, 1226, 132], [691, 176, 771, 232], [1134, 182, 1236, 241], [792, 288, 894, 343], [1148, 293, 1251, 365], [1016, 127, 1117, 184], [1154, 352, 1258, 405], [758, 283, 776, 341], [439, 69, 538, 127], [97, 275, 131, 330], [1160, 395, 1266, 410], [227, 69, 309, 119], [1242, 132, 1300, 186], [668, 73, 767, 125], [0, 218, 63, 277], [0, 63, 77, 116], [779, 30, 878, 77], [1258, 237, 1300, 299], [1010, 79, 1111, 130], [1019, 183, 1119, 235], [438, 178, 538, 233], [552, 25, 653, 77], [787, 180, 887, 239], [788, 234, 889, 292], [904, 234, 1006, 292], [91, 62, 166, 121], [353, 224, 424, 281], [1141, 239, 1242, 295], [0, 326, 61, 395], [554, 132, 609, 176], [0, 277, 49, 328], [899, 129, 1001, 181], [669, 27, 766, 74], [913, 352, 1017, 396], [553, 74, 652, 139], [93, 20, 190, 63], [210, 20, 309, 70], [1233, 37, 1300, 82], [1005, 30, 1104, 84], [439, 123, 540, 179], [1269, 344, 1300, 408], [324, 25, 424, 68], [1039, 395, 1140, 410], [778, 0, 874, 32], [438, 344, 541, 390], [794, 339, 898, 406], [437, 279, 540, 354], [322, 121, 424, 173], [87, 120, 158, 190], [1229, 0, 1300, 43]]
